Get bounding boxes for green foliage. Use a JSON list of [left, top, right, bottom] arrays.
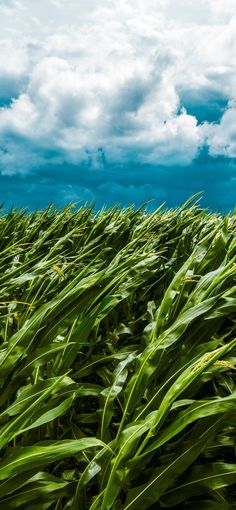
[[0, 196, 235, 509]]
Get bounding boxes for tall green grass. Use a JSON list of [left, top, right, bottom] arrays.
[[0, 196, 235, 509]]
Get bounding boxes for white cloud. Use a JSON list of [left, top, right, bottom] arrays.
[[0, 140, 46, 176], [204, 101, 236, 158], [0, 0, 236, 174], [0, 40, 28, 103]]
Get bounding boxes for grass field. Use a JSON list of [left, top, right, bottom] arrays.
[[0, 195, 235, 509]]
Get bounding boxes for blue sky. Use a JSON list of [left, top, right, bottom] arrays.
[[0, 0, 236, 212]]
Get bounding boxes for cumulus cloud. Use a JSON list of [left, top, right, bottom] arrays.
[[0, 0, 235, 176], [205, 101, 236, 158], [0, 40, 28, 107]]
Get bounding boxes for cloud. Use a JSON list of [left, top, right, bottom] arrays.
[[0, 48, 203, 173], [1, 154, 236, 214], [0, 0, 235, 185], [204, 101, 236, 158], [0, 40, 28, 107]]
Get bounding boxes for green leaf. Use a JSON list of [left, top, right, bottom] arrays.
[[0, 439, 109, 480], [160, 462, 236, 506], [100, 352, 137, 441], [121, 417, 227, 510]]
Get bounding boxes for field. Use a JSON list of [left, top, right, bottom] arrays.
[[0, 196, 235, 509]]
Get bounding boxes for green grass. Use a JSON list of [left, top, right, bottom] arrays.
[[0, 195, 235, 509]]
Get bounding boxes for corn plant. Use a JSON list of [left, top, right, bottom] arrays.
[[0, 196, 235, 509]]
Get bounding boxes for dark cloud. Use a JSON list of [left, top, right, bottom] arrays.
[[179, 88, 228, 124], [1, 151, 236, 213]]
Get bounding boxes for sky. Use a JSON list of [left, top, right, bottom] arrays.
[[0, 0, 236, 212]]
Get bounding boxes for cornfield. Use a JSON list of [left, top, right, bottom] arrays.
[[0, 195, 235, 509]]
